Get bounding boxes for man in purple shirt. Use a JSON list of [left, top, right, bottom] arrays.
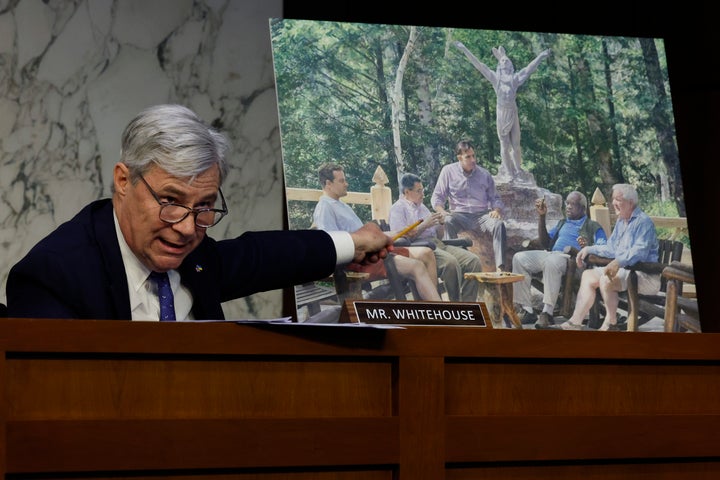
[[431, 140, 508, 271]]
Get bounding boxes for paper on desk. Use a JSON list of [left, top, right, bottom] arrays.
[[234, 318, 405, 329], [186, 317, 286, 323], [189, 317, 403, 329]]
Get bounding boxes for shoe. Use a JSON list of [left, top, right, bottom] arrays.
[[519, 310, 537, 325], [535, 312, 554, 328], [598, 320, 621, 331], [559, 320, 582, 331]]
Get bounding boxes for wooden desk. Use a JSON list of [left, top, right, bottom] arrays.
[[465, 271, 525, 328], [1, 319, 719, 479]]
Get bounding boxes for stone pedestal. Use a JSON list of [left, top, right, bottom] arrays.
[[454, 179, 565, 273]]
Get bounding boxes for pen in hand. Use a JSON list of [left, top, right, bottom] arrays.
[[391, 219, 423, 242]]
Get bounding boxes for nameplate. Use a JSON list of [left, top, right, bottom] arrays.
[[340, 300, 491, 327]]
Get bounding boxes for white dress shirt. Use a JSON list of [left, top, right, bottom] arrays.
[[113, 213, 193, 321], [113, 212, 353, 321]]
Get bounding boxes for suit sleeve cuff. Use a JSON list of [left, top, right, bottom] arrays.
[[328, 231, 354, 265]]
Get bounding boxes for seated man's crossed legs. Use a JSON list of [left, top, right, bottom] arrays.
[[443, 211, 508, 271], [435, 245, 482, 302], [512, 250, 570, 327]]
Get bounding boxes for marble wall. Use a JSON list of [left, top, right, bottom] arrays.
[[0, 0, 286, 319]]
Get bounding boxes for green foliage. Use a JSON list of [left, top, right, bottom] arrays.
[[643, 199, 691, 249], [272, 19, 684, 232]]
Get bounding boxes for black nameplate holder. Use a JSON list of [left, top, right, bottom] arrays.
[[339, 299, 491, 327]]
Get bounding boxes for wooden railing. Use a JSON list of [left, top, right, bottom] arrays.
[[286, 171, 689, 242], [285, 166, 392, 221]]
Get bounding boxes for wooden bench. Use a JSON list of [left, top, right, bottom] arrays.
[[294, 282, 338, 316], [662, 261, 700, 332]]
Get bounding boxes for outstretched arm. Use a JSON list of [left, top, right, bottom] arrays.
[[516, 48, 551, 85], [453, 41, 495, 82], [349, 222, 393, 265]]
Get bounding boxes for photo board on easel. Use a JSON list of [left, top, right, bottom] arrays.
[[270, 18, 696, 330]]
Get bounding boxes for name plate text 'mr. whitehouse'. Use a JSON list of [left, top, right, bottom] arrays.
[[345, 300, 490, 327]]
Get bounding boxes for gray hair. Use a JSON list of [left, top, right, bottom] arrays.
[[612, 183, 638, 206], [119, 104, 230, 185]]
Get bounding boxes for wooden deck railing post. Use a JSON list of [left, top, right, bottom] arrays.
[[590, 187, 612, 237]]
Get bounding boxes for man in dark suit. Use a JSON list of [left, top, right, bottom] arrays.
[[6, 104, 391, 320]]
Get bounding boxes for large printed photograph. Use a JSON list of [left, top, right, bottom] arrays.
[[270, 18, 697, 331]]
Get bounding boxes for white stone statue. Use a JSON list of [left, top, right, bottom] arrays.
[[454, 41, 551, 183]]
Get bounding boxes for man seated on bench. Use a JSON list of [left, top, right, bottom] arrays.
[[431, 140, 509, 272], [559, 184, 659, 331], [389, 173, 481, 302], [512, 191, 607, 328], [313, 163, 441, 301]]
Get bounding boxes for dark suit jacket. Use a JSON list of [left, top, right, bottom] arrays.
[[6, 199, 337, 320]]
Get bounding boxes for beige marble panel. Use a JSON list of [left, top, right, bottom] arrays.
[[0, 0, 285, 320]]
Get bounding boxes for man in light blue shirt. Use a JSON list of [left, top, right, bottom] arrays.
[[313, 188, 364, 232]]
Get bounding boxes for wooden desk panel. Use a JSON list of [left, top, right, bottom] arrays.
[[448, 462, 720, 480], [0, 319, 719, 479], [5, 358, 393, 419], [445, 361, 720, 415]]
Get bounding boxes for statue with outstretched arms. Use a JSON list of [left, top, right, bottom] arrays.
[[454, 41, 550, 182]]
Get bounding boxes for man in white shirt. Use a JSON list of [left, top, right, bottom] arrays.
[[7, 105, 391, 320], [390, 173, 481, 302]]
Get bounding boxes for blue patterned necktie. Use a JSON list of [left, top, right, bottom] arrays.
[[149, 271, 176, 321]]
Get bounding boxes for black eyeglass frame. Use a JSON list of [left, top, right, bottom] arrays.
[[138, 174, 228, 228]]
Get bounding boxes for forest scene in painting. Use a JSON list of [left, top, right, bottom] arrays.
[[271, 18, 694, 329]]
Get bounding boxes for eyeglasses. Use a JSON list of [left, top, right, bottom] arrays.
[[138, 175, 228, 228]]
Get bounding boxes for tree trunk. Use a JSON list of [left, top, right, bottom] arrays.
[[391, 26, 418, 182], [640, 37, 684, 216]]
